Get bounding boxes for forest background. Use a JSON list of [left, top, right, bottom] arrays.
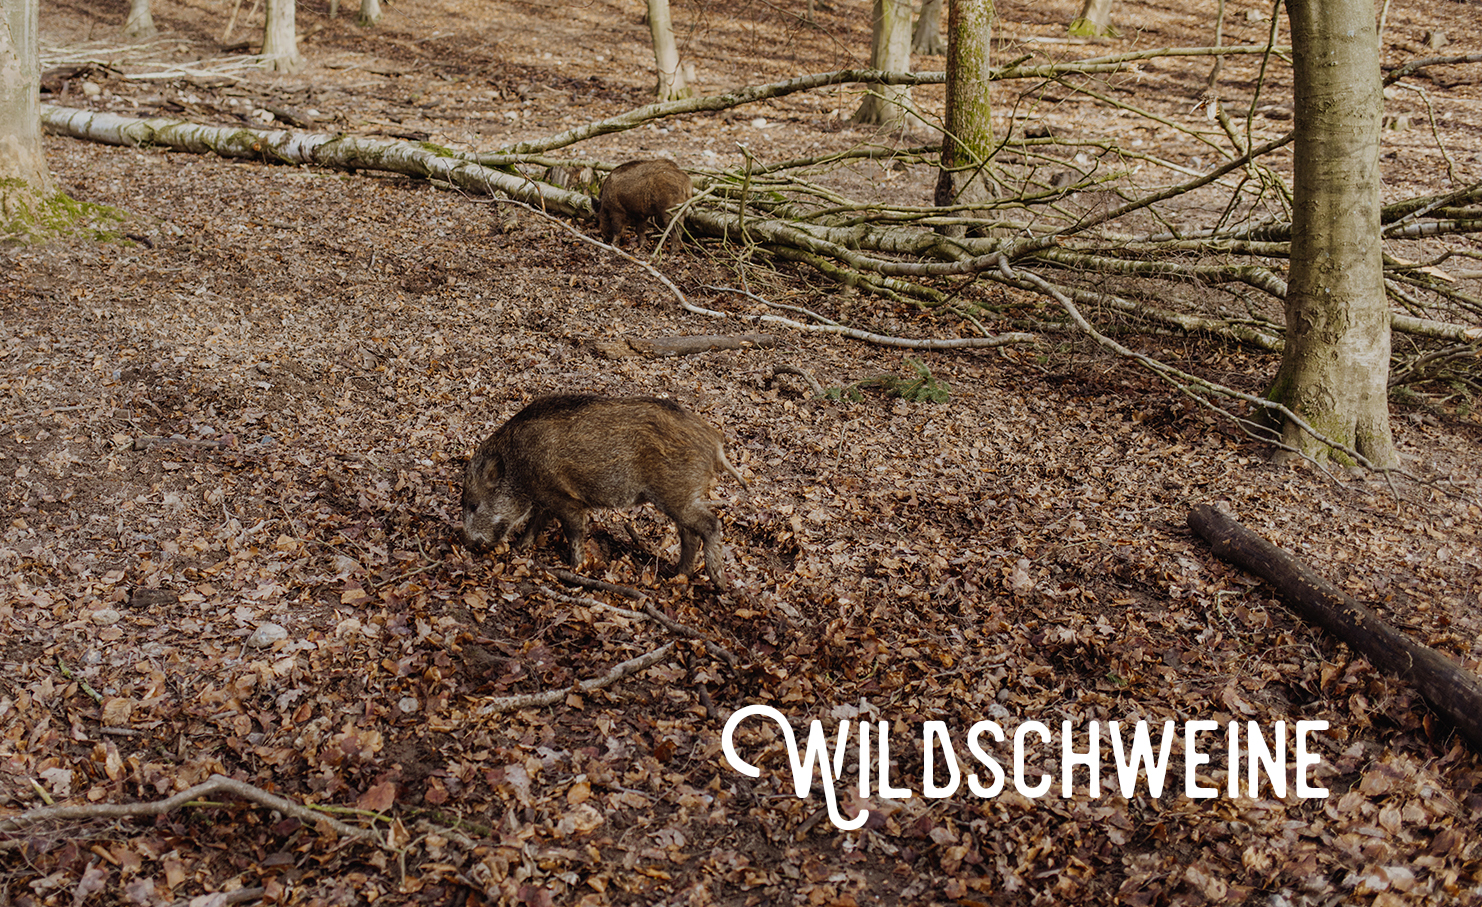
[[2, 0, 1482, 904]]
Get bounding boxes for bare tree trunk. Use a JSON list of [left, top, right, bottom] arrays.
[[934, 0, 996, 236], [1068, 0, 1115, 38], [1266, 0, 1397, 467], [647, 0, 692, 101], [1, 0, 54, 232], [912, 0, 946, 55], [358, 0, 383, 27], [122, 0, 158, 40], [261, 0, 305, 74], [852, 0, 914, 127]]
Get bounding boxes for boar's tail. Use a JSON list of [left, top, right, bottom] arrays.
[[717, 445, 748, 490]]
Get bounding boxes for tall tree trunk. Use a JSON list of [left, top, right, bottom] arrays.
[[647, 0, 692, 101], [0, 0, 53, 233], [912, 0, 946, 55], [261, 0, 305, 74], [934, 0, 996, 237], [1068, 0, 1115, 38], [1267, 0, 1397, 467], [358, 0, 383, 27], [851, 0, 913, 127], [122, 0, 158, 40]]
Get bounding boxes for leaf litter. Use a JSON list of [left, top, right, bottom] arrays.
[[4, 0, 1482, 904]]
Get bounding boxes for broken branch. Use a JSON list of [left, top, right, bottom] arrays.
[[0, 774, 383, 845], [1188, 503, 1482, 751]]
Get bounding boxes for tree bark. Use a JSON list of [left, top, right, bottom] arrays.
[[647, 0, 692, 101], [1188, 504, 1482, 751], [261, 0, 305, 74], [1266, 0, 1396, 467], [1068, 0, 1115, 38], [122, 0, 158, 40], [0, 0, 53, 232], [934, 0, 996, 237], [851, 0, 914, 127], [912, 0, 946, 55], [358, 0, 383, 27]]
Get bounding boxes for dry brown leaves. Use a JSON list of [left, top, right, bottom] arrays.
[[4, 0, 1482, 905]]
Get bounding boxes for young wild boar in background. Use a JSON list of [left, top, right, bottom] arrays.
[[461, 395, 746, 588], [596, 159, 693, 249]]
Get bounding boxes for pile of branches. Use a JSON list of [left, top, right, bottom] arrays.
[[40, 46, 1482, 409]]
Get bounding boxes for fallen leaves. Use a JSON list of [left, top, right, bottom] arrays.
[[3, 6, 1482, 907]]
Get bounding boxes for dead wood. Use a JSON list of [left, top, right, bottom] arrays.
[[476, 642, 678, 715], [0, 774, 382, 845], [587, 334, 777, 359], [1188, 503, 1482, 751], [551, 568, 739, 667], [551, 567, 648, 601], [770, 365, 826, 398]]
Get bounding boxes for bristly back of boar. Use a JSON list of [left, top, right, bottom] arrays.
[[461, 394, 745, 588], [596, 159, 693, 248]]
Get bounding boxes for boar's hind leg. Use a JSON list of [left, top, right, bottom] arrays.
[[553, 507, 590, 568], [673, 506, 726, 589], [659, 211, 684, 249], [676, 526, 702, 578]]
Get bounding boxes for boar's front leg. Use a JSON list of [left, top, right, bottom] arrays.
[[514, 507, 552, 549]]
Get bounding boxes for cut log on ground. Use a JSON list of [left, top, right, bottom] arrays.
[[1188, 502, 1482, 750]]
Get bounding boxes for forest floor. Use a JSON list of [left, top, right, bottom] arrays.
[[4, 0, 1482, 904]]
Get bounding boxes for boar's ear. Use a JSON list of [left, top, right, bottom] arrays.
[[466, 450, 503, 491]]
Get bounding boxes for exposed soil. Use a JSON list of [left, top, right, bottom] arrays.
[[3, 0, 1482, 905]]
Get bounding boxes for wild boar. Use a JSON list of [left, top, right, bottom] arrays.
[[461, 394, 745, 588], [596, 159, 693, 249]]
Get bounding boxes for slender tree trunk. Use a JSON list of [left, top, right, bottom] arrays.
[[912, 0, 946, 55], [358, 0, 383, 27], [1267, 0, 1397, 467], [647, 0, 692, 101], [122, 0, 158, 40], [261, 0, 305, 74], [851, 0, 914, 127], [1068, 0, 1115, 38], [1, 0, 53, 231], [934, 0, 996, 236]]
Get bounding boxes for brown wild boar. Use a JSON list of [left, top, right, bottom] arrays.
[[461, 394, 745, 588], [596, 159, 693, 248]]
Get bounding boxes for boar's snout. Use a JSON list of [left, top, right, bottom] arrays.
[[460, 455, 532, 549], [460, 496, 531, 550]]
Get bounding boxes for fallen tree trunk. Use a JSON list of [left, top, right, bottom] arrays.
[[40, 95, 1482, 465], [40, 104, 596, 218], [1188, 502, 1482, 751]]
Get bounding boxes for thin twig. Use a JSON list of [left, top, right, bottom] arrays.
[[770, 365, 827, 398], [549, 569, 740, 668], [476, 642, 678, 715]]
